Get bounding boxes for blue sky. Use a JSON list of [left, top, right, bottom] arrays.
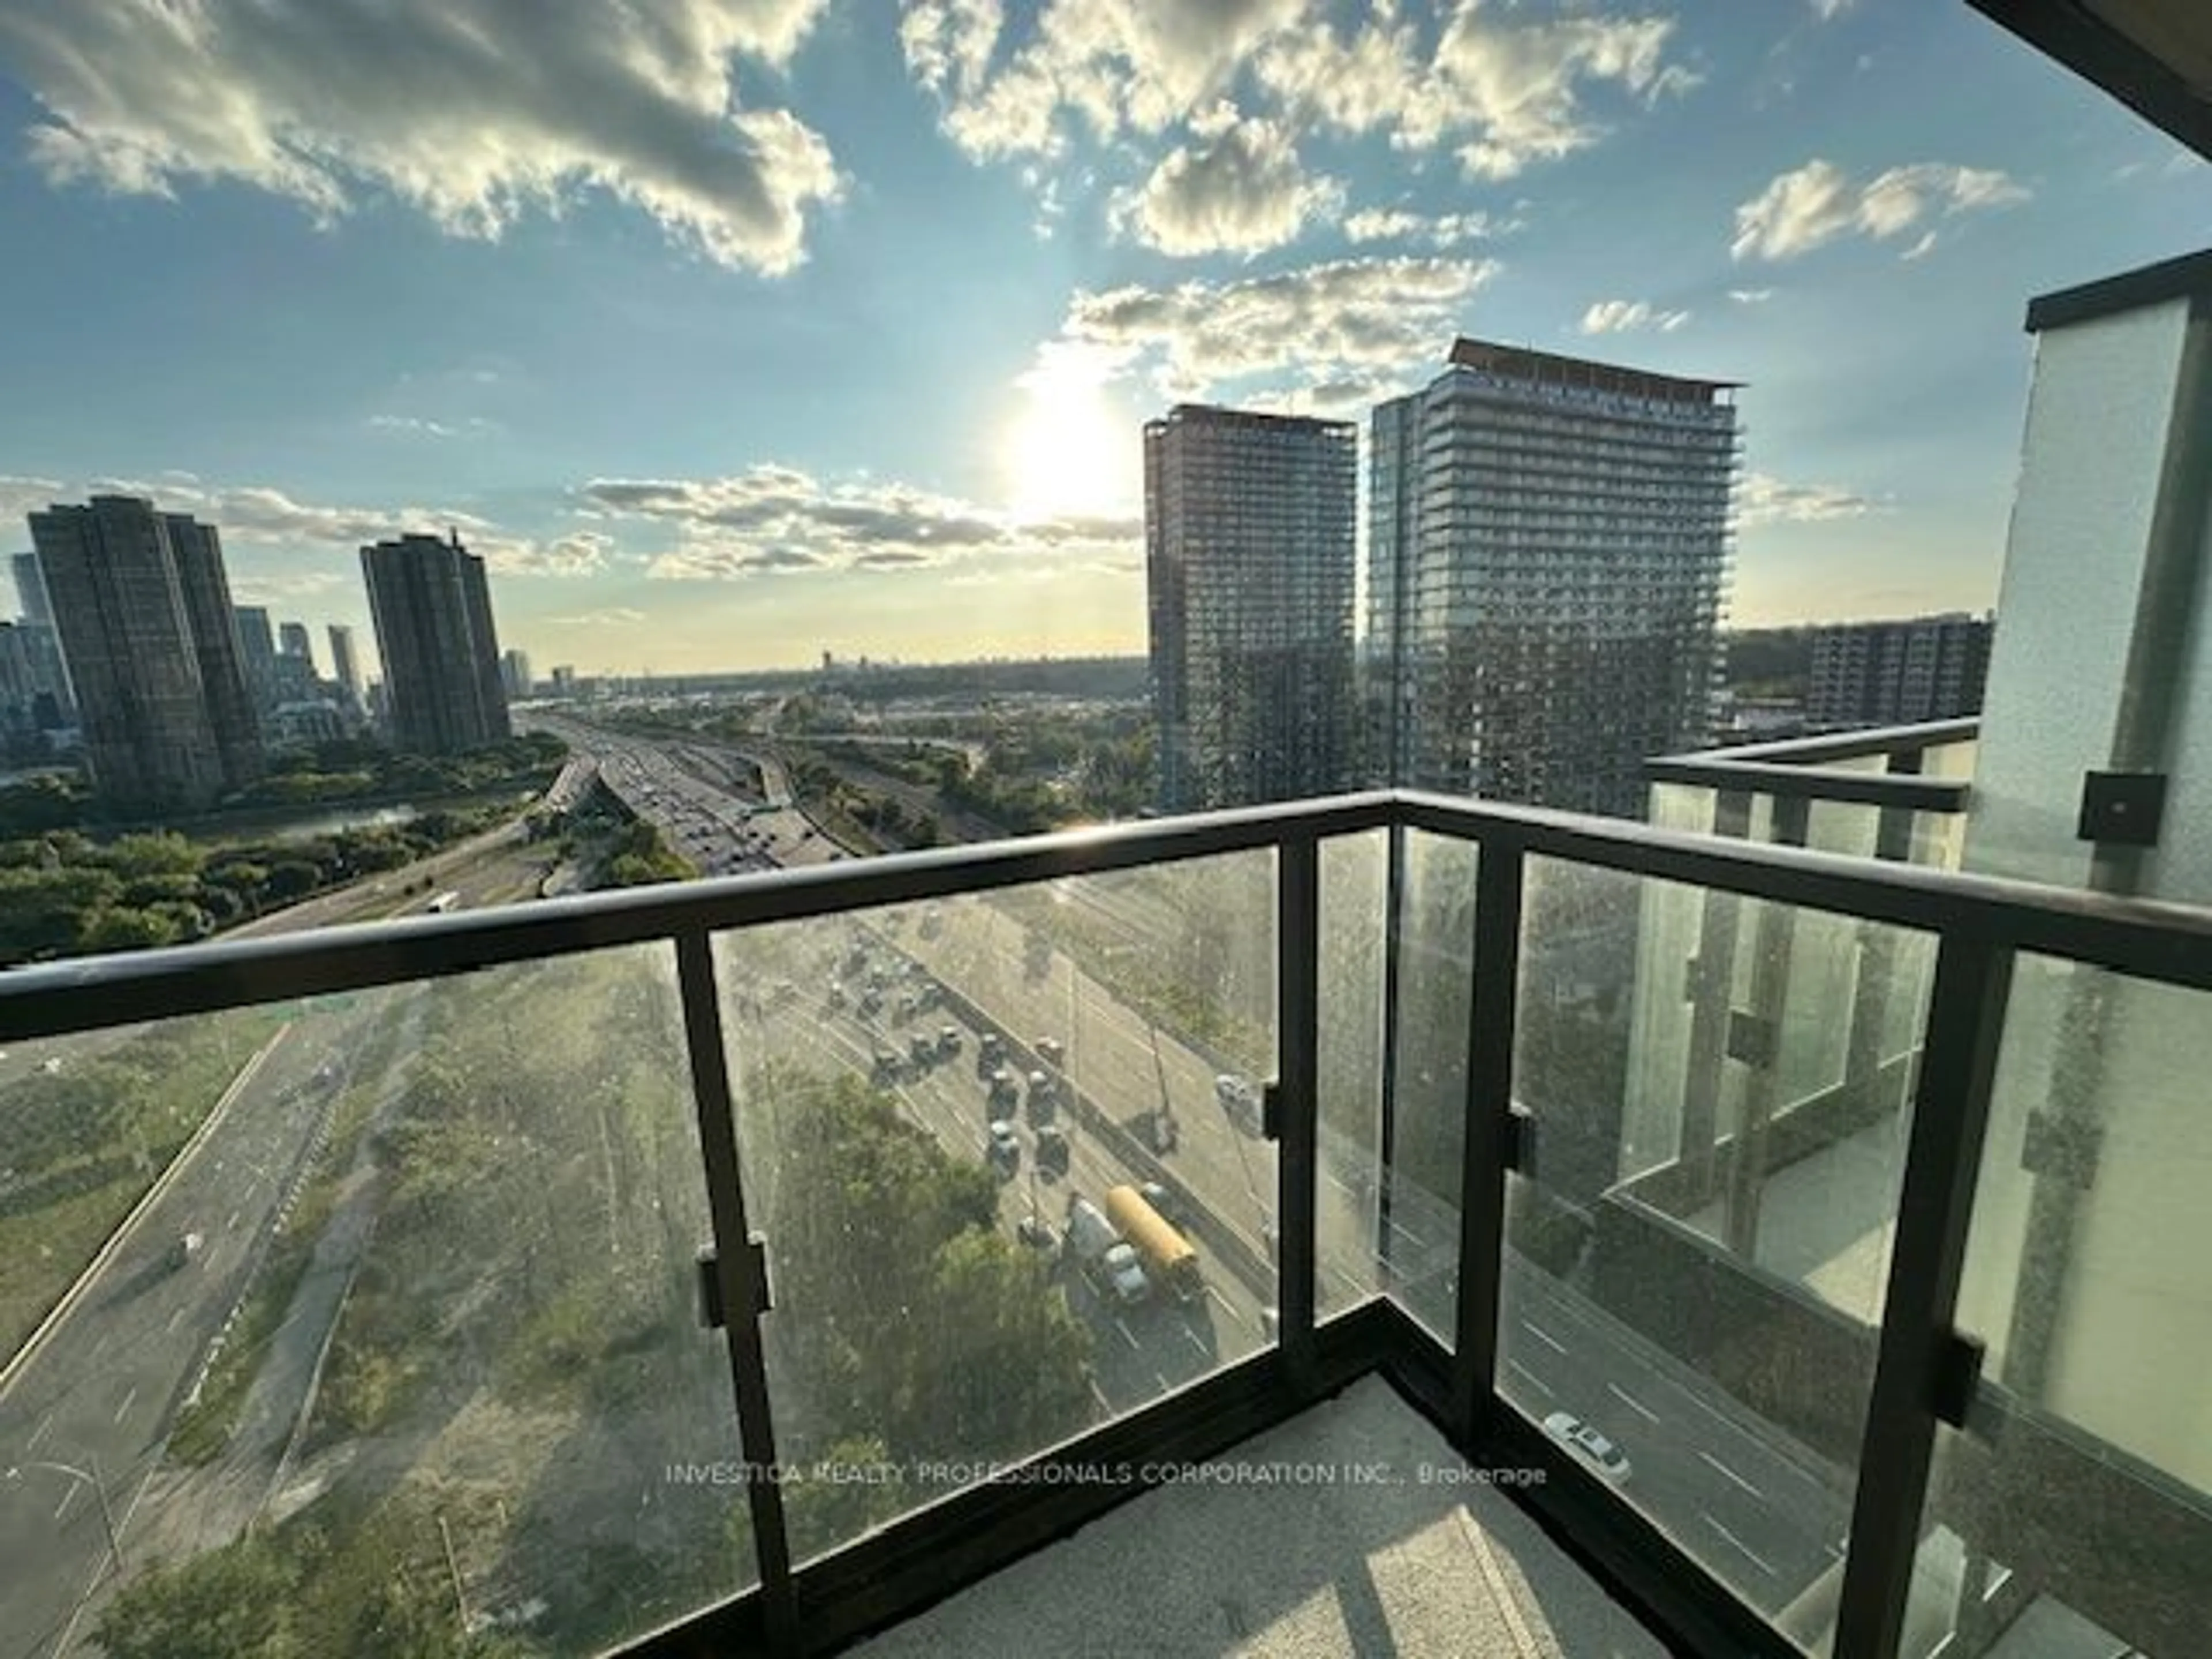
[[0, 0, 2205, 677]]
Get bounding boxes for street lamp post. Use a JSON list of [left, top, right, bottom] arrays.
[[6, 1457, 124, 1578]]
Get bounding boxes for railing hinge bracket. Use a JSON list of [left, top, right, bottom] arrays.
[[1502, 1104, 1537, 1177], [1933, 1331, 1984, 1429], [696, 1234, 774, 1331]]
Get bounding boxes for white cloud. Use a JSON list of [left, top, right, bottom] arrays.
[[366, 414, 494, 438], [1728, 287, 1774, 304], [1342, 207, 1509, 248], [1419, 3, 1698, 180], [546, 607, 650, 627], [577, 467, 1138, 581], [1058, 255, 1500, 403], [1115, 102, 1338, 256], [0, 0, 842, 274], [1580, 298, 1690, 335], [1738, 471, 1883, 528], [1810, 0, 1853, 17], [1732, 158, 2028, 262], [906, 0, 1695, 187], [16, 475, 609, 579], [905, 0, 1310, 159]]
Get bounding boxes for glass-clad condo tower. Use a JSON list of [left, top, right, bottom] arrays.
[[1368, 339, 1740, 818]]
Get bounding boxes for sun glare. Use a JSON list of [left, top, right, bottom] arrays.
[[1003, 346, 1138, 524]]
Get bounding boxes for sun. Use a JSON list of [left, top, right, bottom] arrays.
[[1003, 346, 1139, 524]]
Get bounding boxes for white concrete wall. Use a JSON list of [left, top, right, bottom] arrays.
[[1956, 289, 2212, 1499]]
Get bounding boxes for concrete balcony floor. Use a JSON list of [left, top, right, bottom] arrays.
[[853, 1375, 1665, 1659]]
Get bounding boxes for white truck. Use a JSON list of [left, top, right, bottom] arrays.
[[1065, 1195, 1148, 1306]]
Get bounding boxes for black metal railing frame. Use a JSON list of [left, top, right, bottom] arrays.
[[6, 785, 2211, 1659]]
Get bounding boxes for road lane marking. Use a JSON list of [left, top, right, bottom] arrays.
[[1698, 1451, 1763, 1499], [226, 1209, 240, 1230], [1607, 1382, 1660, 1424], [29, 1411, 52, 1451], [1323, 1169, 1357, 1198], [54, 1483, 78, 1521], [113, 1384, 138, 1423], [1506, 1359, 1553, 1396], [1207, 1285, 1242, 1322], [1179, 1323, 1208, 1358], [1384, 1216, 1428, 1248], [1520, 1319, 1566, 1354], [1703, 1513, 1778, 1577], [1115, 1317, 1140, 1351], [165, 1306, 185, 1334]]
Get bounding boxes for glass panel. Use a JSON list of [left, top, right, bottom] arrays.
[[716, 851, 1278, 1565], [1904, 958, 2212, 1659], [1922, 737, 1978, 782], [1384, 829, 1476, 1344], [1502, 856, 1935, 1636], [1, 952, 747, 1659], [1649, 781, 1717, 835], [1316, 830, 1387, 1319]]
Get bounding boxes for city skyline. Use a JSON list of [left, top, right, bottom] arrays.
[[0, 2, 2207, 676]]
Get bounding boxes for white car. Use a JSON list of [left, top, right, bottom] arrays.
[[1541, 1412, 1631, 1484]]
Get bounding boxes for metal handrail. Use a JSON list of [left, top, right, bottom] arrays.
[[6, 785, 2211, 1044], [6, 785, 2209, 1659]]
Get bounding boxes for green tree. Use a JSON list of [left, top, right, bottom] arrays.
[[77, 904, 183, 953], [95, 1531, 298, 1659], [906, 1229, 1093, 1463], [264, 860, 323, 902]]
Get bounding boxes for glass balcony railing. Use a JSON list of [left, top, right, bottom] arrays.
[[2, 786, 2207, 1659]]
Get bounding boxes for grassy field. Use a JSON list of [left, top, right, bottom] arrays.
[[0, 1009, 283, 1361]]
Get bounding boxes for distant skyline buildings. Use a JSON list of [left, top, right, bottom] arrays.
[[501, 647, 533, 701], [1366, 339, 1739, 817], [28, 495, 262, 809], [7, 548, 73, 719], [362, 530, 510, 755], [327, 623, 364, 711], [1806, 613, 1993, 728], [232, 604, 279, 711], [1144, 403, 1357, 811], [278, 619, 314, 671]]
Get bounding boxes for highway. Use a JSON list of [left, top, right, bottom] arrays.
[[0, 1005, 375, 1659], [0, 715, 1855, 1650], [715, 918, 1275, 1422], [563, 715, 1860, 1616]]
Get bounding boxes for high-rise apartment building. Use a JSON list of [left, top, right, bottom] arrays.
[[1805, 612, 1993, 728], [361, 531, 510, 755], [327, 623, 364, 711], [278, 619, 314, 669], [1367, 339, 1739, 817], [165, 514, 264, 791], [1144, 404, 1358, 810], [27, 496, 263, 809], [501, 647, 533, 701]]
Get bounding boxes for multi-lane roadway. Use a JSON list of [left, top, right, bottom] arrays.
[[566, 717, 1862, 1622], [3, 717, 1861, 1653], [0, 1004, 377, 1659]]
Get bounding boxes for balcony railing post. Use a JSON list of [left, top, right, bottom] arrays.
[[1450, 833, 1526, 1445], [673, 929, 797, 1652], [1376, 821, 1408, 1286], [1832, 931, 2013, 1659], [1276, 834, 1321, 1393]]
